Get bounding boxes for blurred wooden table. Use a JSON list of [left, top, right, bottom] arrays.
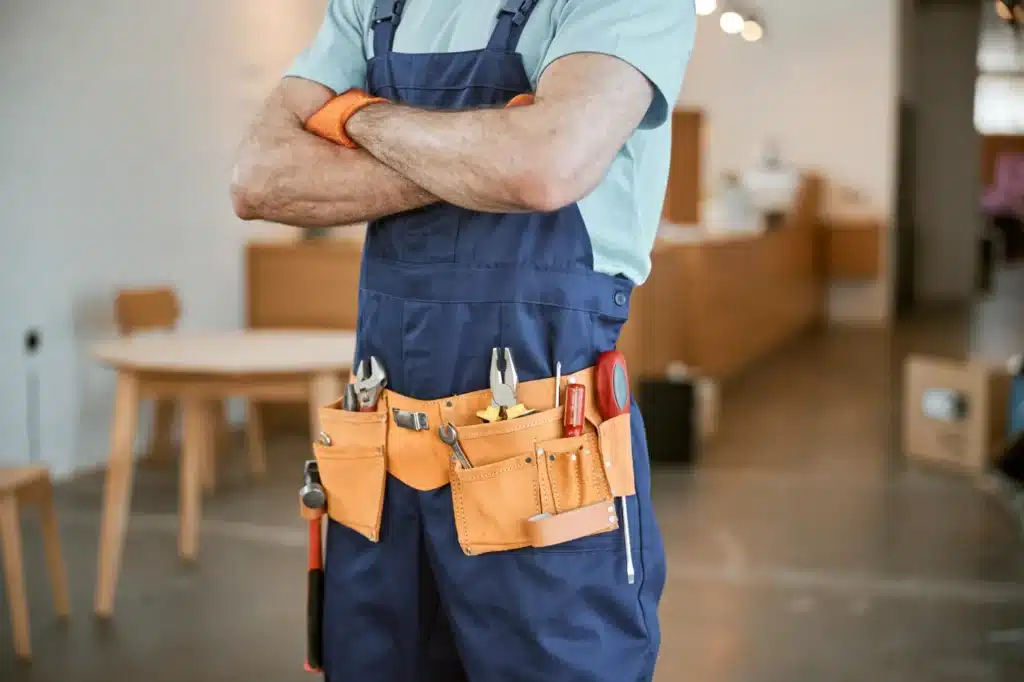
[[90, 329, 355, 617]]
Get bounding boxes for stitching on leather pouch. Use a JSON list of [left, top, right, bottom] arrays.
[[451, 465, 468, 539], [549, 455, 562, 511], [457, 456, 531, 482]]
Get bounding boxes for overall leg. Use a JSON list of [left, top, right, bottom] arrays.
[[323, 474, 466, 682], [423, 401, 666, 682]]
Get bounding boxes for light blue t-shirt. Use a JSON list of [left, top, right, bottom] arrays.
[[286, 0, 696, 284]]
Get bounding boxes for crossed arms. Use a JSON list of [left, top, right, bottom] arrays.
[[230, 53, 654, 227]]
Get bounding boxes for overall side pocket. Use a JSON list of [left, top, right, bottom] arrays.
[[312, 399, 388, 542]]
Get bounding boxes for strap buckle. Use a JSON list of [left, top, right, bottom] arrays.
[[373, 0, 404, 24], [500, 0, 538, 26]]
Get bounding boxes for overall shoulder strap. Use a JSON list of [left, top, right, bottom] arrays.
[[486, 0, 542, 52], [371, 0, 405, 57]]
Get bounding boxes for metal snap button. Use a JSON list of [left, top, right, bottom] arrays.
[[316, 432, 332, 447], [614, 291, 627, 306]]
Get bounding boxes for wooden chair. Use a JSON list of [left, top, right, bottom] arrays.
[[0, 467, 70, 660], [115, 287, 266, 489]]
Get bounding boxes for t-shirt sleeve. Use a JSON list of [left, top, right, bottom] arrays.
[[540, 0, 697, 130], [284, 0, 367, 94]]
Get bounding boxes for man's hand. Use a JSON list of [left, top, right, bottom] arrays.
[[344, 53, 654, 213], [230, 77, 439, 227]]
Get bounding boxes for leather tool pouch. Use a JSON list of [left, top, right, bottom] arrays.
[[449, 407, 636, 555], [311, 398, 389, 542]]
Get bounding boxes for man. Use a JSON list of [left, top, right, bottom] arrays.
[[231, 0, 695, 680]]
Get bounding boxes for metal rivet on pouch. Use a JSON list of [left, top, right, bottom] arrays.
[[446, 401, 453, 408], [549, 455, 555, 462], [525, 457, 532, 464], [317, 432, 332, 446]]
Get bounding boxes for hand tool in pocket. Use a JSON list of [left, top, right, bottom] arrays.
[[596, 350, 631, 418], [477, 347, 531, 422], [342, 384, 359, 411], [554, 361, 562, 407], [354, 356, 387, 412], [595, 351, 635, 585], [439, 422, 474, 469], [300, 460, 327, 511], [300, 461, 326, 673], [563, 379, 586, 438]]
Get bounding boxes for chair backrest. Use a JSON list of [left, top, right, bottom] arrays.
[[114, 287, 181, 336]]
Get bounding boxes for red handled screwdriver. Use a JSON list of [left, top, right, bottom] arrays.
[[595, 351, 635, 585], [595, 350, 630, 420]]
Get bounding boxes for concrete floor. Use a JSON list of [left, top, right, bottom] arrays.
[[4, 283, 1024, 680]]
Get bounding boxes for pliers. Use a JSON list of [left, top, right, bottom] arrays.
[[477, 348, 530, 422], [354, 356, 387, 412]]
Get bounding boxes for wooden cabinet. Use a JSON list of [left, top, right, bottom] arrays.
[[822, 219, 882, 281], [246, 239, 363, 329], [620, 175, 824, 382], [662, 109, 703, 225]]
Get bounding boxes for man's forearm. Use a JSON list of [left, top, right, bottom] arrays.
[[231, 96, 438, 227], [346, 103, 573, 213], [343, 54, 653, 215]]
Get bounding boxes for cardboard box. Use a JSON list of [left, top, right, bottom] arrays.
[[903, 355, 1011, 472]]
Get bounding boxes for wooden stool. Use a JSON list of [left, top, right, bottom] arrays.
[[0, 467, 70, 660]]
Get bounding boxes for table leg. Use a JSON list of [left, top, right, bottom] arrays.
[[180, 398, 212, 561], [246, 400, 267, 476], [94, 372, 140, 618], [37, 477, 70, 619], [0, 494, 31, 659], [309, 372, 343, 437]]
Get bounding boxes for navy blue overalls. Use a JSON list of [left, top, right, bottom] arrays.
[[322, 1, 667, 679]]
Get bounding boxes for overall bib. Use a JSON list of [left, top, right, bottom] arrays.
[[320, 1, 667, 679]]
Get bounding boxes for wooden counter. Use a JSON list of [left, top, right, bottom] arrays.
[[617, 175, 823, 381]]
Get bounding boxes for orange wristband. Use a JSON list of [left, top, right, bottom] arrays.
[[305, 89, 388, 149], [506, 93, 535, 108]]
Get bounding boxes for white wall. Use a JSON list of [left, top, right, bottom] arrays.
[[0, 0, 327, 476], [678, 0, 901, 324], [912, 2, 982, 303]]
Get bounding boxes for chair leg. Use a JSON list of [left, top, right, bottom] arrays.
[[246, 401, 267, 476], [0, 495, 31, 659], [37, 479, 70, 619]]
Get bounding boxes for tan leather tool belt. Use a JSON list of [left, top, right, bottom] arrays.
[[304, 367, 636, 556]]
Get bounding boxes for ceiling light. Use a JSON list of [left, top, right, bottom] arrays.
[[695, 0, 718, 16], [720, 11, 745, 34], [742, 19, 763, 41]]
